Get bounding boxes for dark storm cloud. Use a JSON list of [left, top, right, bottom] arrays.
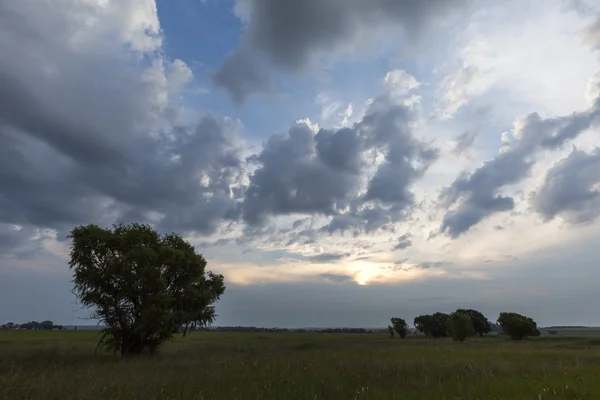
[[0, 0, 244, 237], [214, 0, 473, 102], [531, 148, 600, 223], [244, 91, 437, 231], [242, 123, 360, 225], [440, 96, 600, 238]]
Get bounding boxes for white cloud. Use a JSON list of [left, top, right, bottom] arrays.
[[383, 69, 420, 98], [437, 0, 599, 119]]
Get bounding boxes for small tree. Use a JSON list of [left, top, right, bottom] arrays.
[[497, 312, 540, 340], [68, 223, 226, 356], [387, 325, 395, 338], [448, 311, 475, 342], [456, 309, 491, 336], [390, 317, 408, 338]]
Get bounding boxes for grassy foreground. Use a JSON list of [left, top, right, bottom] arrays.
[[2, 330, 600, 399]]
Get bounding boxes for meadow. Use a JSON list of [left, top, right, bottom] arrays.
[[2, 330, 600, 399]]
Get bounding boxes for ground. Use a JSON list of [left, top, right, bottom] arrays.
[[2, 330, 600, 399]]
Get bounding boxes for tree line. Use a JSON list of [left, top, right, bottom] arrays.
[[388, 310, 540, 341], [1, 321, 64, 330]]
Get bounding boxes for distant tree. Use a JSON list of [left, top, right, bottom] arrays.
[[68, 223, 226, 356], [497, 312, 540, 340], [1, 322, 15, 330], [41, 320, 54, 330], [547, 330, 558, 335], [21, 321, 41, 330], [390, 317, 408, 338], [387, 325, 395, 338], [448, 311, 476, 342], [456, 309, 491, 336], [414, 313, 450, 338]]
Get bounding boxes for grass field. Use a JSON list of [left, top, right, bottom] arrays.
[[2, 330, 600, 399]]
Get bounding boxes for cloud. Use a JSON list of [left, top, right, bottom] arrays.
[[242, 123, 361, 224], [436, 1, 600, 119], [393, 233, 413, 250], [214, 0, 472, 102], [0, 0, 245, 238], [319, 273, 354, 284], [583, 14, 600, 50], [243, 70, 437, 232], [440, 89, 600, 238], [531, 148, 600, 224], [307, 253, 351, 263], [452, 131, 479, 156]]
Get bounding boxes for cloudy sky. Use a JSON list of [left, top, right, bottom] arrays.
[[2, 0, 600, 328]]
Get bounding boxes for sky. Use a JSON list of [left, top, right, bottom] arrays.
[[1, 0, 600, 328]]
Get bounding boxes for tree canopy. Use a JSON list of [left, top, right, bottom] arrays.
[[68, 223, 225, 356], [448, 311, 476, 342], [414, 313, 450, 338], [456, 309, 492, 336], [497, 312, 540, 340], [390, 317, 408, 338]]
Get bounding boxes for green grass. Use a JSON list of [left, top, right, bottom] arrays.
[[2, 331, 600, 399]]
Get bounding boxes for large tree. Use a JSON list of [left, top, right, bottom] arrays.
[[497, 312, 540, 340], [456, 309, 491, 336], [68, 223, 226, 356]]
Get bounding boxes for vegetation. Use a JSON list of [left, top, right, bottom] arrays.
[[390, 317, 408, 338], [68, 223, 225, 356], [498, 312, 541, 341], [414, 312, 450, 338], [387, 325, 394, 338], [0, 321, 63, 330], [448, 311, 476, 342], [456, 308, 492, 336], [3, 330, 600, 399]]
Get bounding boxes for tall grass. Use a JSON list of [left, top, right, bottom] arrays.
[[2, 331, 600, 399]]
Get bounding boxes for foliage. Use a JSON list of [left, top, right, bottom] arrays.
[[456, 309, 492, 336], [68, 223, 225, 356], [414, 313, 450, 338], [2, 321, 62, 330], [387, 325, 394, 338], [497, 312, 540, 340], [448, 311, 476, 342], [390, 317, 408, 338]]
